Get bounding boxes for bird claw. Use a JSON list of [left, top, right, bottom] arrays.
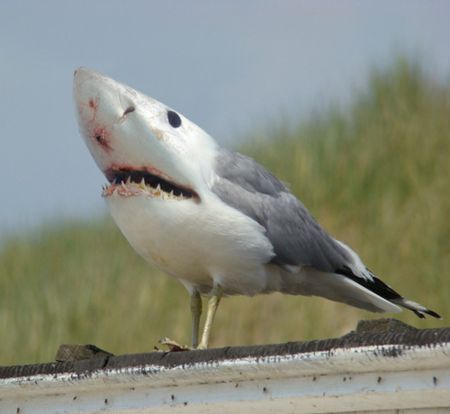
[[156, 337, 192, 352]]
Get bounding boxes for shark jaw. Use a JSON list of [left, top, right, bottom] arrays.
[[102, 165, 199, 201]]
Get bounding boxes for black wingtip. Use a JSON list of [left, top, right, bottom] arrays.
[[334, 266, 443, 320], [424, 309, 442, 319], [413, 308, 442, 320], [413, 310, 426, 319]]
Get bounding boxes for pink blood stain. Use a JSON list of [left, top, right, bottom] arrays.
[[77, 96, 99, 123], [86, 96, 113, 152], [93, 127, 113, 153], [86, 97, 99, 122]]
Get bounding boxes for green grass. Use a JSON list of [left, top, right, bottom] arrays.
[[1, 58, 449, 365]]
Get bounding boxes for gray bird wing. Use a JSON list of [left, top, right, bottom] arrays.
[[211, 148, 351, 272]]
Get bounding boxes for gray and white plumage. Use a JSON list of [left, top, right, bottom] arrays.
[[73, 68, 440, 348], [211, 148, 440, 317], [212, 148, 351, 272]]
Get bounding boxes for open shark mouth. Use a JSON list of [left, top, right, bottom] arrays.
[[102, 167, 199, 201]]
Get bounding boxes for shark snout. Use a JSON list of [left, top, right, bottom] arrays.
[[74, 67, 137, 121], [73, 67, 163, 174]]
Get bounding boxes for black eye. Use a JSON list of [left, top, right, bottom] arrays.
[[167, 110, 182, 128]]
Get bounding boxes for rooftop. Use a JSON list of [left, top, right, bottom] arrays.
[[1, 319, 450, 413]]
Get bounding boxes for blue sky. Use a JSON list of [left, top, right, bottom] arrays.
[[1, 1, 449, 236]]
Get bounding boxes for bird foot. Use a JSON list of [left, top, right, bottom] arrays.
[[156, 337, 192, 352]]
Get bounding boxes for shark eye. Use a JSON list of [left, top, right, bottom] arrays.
[[167, 110, 182, 128]]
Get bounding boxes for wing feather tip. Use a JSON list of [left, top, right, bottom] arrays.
[[393, 298, 442, 320]]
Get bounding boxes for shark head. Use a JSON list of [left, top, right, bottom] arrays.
[[73, 68, 218, 201]]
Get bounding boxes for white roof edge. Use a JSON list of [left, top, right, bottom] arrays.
[[1, 342, 450, 395]]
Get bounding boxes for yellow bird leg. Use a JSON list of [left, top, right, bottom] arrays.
[[190, 290, 202, 348], [197, 286, 223, 349]]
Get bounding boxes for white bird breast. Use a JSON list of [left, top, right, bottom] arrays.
[[106, 191, 275, 296]]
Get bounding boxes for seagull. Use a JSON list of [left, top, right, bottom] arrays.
[[73, 68, 440, 349]]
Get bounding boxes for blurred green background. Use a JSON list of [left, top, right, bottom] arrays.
[[1, 59, 449, 365]]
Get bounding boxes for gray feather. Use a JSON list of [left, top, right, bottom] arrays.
[[212, 148, 351, 273]]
